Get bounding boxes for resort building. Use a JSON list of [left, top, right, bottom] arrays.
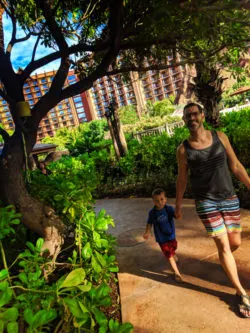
[[0, 60, 187, 141]]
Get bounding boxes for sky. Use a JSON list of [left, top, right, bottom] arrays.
[[3, 14, 60, 74]]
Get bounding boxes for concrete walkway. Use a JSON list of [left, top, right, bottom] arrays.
[[95, 198, 250, 333]]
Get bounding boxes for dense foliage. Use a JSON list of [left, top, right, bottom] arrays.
[[0, 156, 133, 332], [41, 109, 250, 203], [221, 80, 250, 108]]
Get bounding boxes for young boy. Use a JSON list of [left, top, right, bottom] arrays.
[[143, 188, 183, 282]]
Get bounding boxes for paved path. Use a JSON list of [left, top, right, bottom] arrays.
[[95, 198, 250, 333]]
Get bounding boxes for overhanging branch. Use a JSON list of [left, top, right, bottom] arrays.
[[60, 0, 124, 100]]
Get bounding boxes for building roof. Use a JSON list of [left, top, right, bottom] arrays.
[[0, 143, 57, 155]]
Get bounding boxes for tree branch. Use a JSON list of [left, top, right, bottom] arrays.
[[35, 0, 68, 53], [60, 0, 124, 100], [31, 35, 41, 63], [32, 0, 71, 125]]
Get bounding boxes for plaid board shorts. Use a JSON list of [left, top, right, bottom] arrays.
[[195, 195, 241, 237], [159, 239, 177, 258]]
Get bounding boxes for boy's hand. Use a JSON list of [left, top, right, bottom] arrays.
[[143, 232, 150, 240]]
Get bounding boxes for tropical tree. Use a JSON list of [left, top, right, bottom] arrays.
[[178, 2, 250, 124], [0, 0, 250, 256]]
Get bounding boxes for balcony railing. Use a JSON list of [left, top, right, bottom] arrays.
[[133, 120, 184, 142]]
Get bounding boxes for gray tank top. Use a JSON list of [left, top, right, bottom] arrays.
[[183, 131, 235, 201]]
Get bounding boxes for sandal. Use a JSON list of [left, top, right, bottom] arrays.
[[236, 294, 250, 318]]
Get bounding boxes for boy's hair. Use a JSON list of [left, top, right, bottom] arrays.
[[152, 188, 166, 197]]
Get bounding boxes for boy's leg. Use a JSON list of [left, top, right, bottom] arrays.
[[160, 241, 183, 282], [168, 256, 183, 281]]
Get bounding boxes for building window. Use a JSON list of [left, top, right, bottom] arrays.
[[68, 75, 76, 81], [74, 96, 82, 103]]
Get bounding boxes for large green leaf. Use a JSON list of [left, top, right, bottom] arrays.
[[64, 298, 89, 318], [0, 281, 12, 308], [0, 270, 8, 282], [59, 268, 86, 289], [82, 242, 92, 259], [31, 309, 57, 329], [0, 308, 18, 322], [7, 322, 18, 333]]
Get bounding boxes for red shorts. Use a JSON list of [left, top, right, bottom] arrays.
[[159, 239, 177, 258]]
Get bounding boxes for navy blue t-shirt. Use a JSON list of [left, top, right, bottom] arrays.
[[147, 205, 176, 244]]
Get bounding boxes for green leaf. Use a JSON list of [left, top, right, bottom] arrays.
[[26, 242, 35, 252], [0, 308, 18, 322], [0, 320, 4, 333], [78, 301, 89, 314], [0, 270, 8, 281], [10, 219, 20, 225], [54, 194, 64, 201], [0, 281, 12, 307], [64, 298, 89, 318], [92, 308, 108, 327], [59, 268, 86, 289], [77, 283, 92, 293], [100, 239, 109, 248], [99, 326, 107, 333], [18, 272, 28, 284], [36, 238, 44, 251], [82, 242, 92, 259], [109, 266, 119, 273], [91, 255, 102, 273], [95, 218, 109, 231], [95, 251, 106, 267], [69, 207, 75, 218], [23, 309, 33, 326], [31, 309, 57, 329], [108, 319, 120, 331], [7, 322, 18, 333]]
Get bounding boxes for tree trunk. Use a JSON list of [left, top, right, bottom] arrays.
[[105, 104, 128, 159], [193, 63, 224, 126], [0, 135, 65, 257], [111, 109, 127, 158], [106, 117, 121, 159]]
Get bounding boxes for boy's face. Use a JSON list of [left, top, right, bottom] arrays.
[[153, 192, 167, 210]]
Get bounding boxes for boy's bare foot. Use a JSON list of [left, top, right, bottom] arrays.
[[174, 273, 184, 283]]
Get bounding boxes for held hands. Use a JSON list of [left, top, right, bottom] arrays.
[[143, 232, 150, 240]]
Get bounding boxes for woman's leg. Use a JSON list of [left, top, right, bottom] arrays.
[[213, 233, 250, 317]]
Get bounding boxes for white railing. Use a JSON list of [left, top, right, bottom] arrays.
[[220, 103, 250, 114], [133, 120, 184, 142]]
